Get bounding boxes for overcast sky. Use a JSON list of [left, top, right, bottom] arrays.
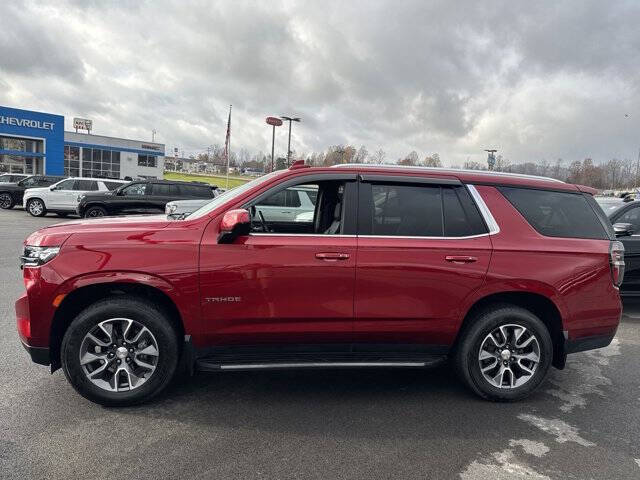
[[1, 0, 639, 165]]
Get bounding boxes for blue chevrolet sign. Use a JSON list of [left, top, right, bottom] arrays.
[[0, 106, 64, 175]]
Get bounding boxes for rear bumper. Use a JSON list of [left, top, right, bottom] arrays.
[[564, 329, 617, 354], [21, 341, 51, 366]]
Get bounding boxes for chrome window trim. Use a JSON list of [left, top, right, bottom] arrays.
[[247, 184, 499, 240], [358, 233, 491, 240], [249, 233, 357, 238], [467, 184, 500, 234]]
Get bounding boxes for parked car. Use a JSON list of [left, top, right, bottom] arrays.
[[604, 202, 640, 295], [595, 196, 626, 211], [77, 179, 216, 217], [23, 177, 128, 217], [0, 173, 30, 183], [16, 162, 622, 406], [165, 186, 224, 218], [0, 175, 64, 210]]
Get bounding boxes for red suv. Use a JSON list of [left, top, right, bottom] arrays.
[[16, 163, 623, 405]]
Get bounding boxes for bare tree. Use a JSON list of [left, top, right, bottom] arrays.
[[370, 149, 386, 164], [422, 153, 442, 167], [354, 145, 368, 164], [398, 151, 419, 166]]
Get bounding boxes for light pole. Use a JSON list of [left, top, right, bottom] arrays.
[[281, 116, 301, 166], [485, 149, 497, 170], [266, 117, 283, 172]]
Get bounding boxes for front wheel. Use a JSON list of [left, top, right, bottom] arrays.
[[0, 192, 14, 209], [61, 296, 180, 406], [454, 304, 553, 401], [84, 205, 107, 218], [26, 198, 47, 217]]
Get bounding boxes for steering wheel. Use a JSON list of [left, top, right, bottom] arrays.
[[258, 210, 270, 233]]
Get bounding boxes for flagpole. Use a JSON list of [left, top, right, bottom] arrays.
[[225, 104, 232, 189]]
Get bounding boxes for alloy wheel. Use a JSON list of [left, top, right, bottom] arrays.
[[79, 318, 160, 392], [87, 208, 104, 217], [0, 193, 11, 209], [28, 200, 44, 216], [478, 323, 541, 389]]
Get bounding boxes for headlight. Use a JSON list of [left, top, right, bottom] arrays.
[[166, 203, 177, 214], [20, 246, 60, 268]]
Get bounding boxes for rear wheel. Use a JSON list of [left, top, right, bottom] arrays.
[[455, 304, 553, 401], [26, 198, 46, 217], [0, 192, 14, 209], [85, 206, 107, 218], [61, 296, 179, 406]]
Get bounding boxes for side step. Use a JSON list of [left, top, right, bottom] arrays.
[[196, 352, 447, 372]]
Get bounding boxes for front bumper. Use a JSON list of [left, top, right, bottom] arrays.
[[21, 341, 50, 366]]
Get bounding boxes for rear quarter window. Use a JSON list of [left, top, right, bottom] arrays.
[[499, 187, 608, 239]]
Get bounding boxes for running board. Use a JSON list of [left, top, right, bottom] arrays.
[[196, 354, 446, 372]]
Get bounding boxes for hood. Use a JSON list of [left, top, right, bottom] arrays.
[[25, 215, 171, 247], [23, 186, 48, 194]]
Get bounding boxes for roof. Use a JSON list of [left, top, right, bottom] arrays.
[[325, 163, 577, 191]]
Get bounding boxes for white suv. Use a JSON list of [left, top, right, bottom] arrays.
[[24, 177, 128, 217]]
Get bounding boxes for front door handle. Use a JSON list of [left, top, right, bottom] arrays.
[[316, 252, 350, 261], [445, 255, 477, 264]]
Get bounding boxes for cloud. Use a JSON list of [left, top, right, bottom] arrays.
[[0, 0, 639, 165]]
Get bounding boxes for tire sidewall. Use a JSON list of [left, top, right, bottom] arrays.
[[458, 306, 553, 401], [61, 297, 179, 406]]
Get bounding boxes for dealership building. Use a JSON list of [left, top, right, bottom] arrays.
[[0, 106, 165, 179]]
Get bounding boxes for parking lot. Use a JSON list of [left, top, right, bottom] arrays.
[[1, 208, 639, 480]]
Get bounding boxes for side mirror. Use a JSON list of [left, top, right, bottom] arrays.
[[218, 209, 251, 244], [49, 185, 57, 191], [613, 222, 634, 237]]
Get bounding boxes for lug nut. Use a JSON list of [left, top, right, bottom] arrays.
[[117, 359, 121, 364], [129, 348, 134, 353], [108, 352, 114, 358]]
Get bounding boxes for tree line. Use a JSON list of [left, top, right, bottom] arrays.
[[177, 143, 638, 190]]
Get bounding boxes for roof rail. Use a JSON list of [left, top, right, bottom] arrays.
[[331, 163, 565, 183]]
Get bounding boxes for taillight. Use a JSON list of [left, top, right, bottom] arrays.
[[610, 241, 625, 288]]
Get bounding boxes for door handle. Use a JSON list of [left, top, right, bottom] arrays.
[[315, 252, 350, 261], [445, 255, 477, 264]]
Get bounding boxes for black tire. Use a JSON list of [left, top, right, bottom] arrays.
[[61, 296, 180, 406], [0, 192, 14, 209], [84, 205, 107, 218], [26, 198, 47, 217], [454, 304, 553, 402]]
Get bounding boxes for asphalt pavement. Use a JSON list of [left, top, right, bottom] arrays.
[[1, 207, 639, 479]]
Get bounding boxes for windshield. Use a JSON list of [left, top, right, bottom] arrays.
[[186, 171, 281, 219]]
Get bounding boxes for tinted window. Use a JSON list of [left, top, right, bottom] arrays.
[[616, 206, 640, 233], [499, 187, 608, 239], [443, 187, 488, 236], [371, 184, 443, 236], [121, 183, 147, 196], [152, 184, 180, 196], [55, 179, 76, 190], [74, 180, 99, 191], [103, 181, 123, 191], [178, 184, 211, 197]]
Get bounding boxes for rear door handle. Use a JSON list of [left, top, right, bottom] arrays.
[[316, 252, 350, 261], [445, 255, 477, 264]]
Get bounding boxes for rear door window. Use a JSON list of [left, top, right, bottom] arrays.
[[499, 187, 608, 239], [151, 184, 180, 196], [103, 181, 123, 191], [74, 180, 99, 191]]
